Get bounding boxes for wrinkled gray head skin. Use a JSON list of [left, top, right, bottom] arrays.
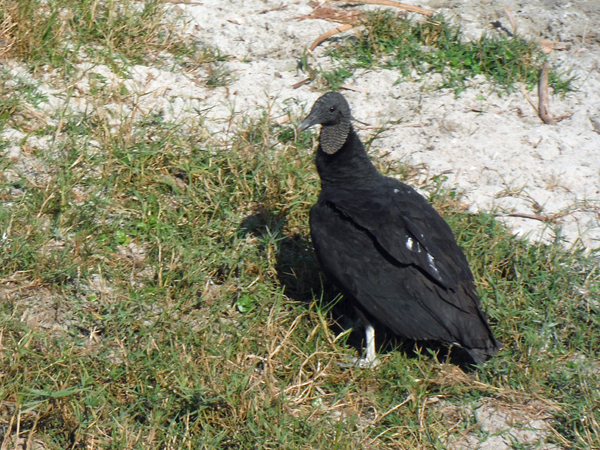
[[298, 92, 352, 154]]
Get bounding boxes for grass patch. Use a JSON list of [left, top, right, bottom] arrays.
[[0, 68, 50, 131], [0, 1, 597, 448], [317, 11, 573, 95], [0, 98, 599, 447], [0, 0, 225, 77]]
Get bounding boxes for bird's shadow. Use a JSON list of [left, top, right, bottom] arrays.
[[238, 206, 337, 305], [238, 207, 479, 370]]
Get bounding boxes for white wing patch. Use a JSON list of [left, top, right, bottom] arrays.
[[405, 237, 421, 253], [427, 253, 441, 279]]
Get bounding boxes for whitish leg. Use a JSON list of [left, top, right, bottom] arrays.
[[339, 322, 381, 369]]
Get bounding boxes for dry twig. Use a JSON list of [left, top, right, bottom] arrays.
[[309, 23, 354, 51], [300, 1, 433, 52], [538, 62, 556, 125], [292, 78, 312, 89], [331, 0, 433, 17], [161, 0, 203, 4], [373, 395, 413, 424], [297, 5, 364, 23], [503, 6, 518, 35], [504, 212, 550, 222], [538, 39, 571, 54]]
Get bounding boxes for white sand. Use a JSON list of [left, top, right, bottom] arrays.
[[4, 0, 600, 251], [176, 0, 600, 251]]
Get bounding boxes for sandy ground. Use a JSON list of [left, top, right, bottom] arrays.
[[173, 3, 599, 446], [6, 1, 599, 251], [168, 0, 599, 252]]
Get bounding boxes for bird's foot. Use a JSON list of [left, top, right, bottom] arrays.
[[338, 354, 381, 369], [338, 322, 381, 368]]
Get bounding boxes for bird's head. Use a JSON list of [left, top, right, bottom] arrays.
[[298, 92, 352, 154]]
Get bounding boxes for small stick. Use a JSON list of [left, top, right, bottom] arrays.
[[339, 85, 367, 93], [522, 86, 538, 114], [134, 0, 203, 3], [292, 78, 311, 89], [308, 23, 354, 52], [162, 0, 203, 4], [260, 4, 287, 14], [503, 212, 550, 222], [538, 62, 556, 125], [331, 0, 434, 17], [503, 6, 518, 35]]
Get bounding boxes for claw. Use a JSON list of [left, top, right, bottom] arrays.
[[337, 322, 381, 368], [339, 354, 381, 369]]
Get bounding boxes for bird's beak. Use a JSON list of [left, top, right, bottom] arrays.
[[297, 111, 318, 133]]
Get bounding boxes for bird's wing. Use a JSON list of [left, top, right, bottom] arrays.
[[309, 197, 495, 347], [319, 183, 474, 291]]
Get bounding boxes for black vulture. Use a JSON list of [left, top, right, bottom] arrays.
[[298, 92, 501, 366]]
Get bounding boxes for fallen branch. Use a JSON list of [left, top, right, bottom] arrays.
[[297, 5, 364, 23], [297, 0, 434, 87]]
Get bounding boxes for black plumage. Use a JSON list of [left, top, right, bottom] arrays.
[[298, 92, 501, 365]]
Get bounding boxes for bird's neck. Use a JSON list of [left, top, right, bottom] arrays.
[[315, 127, 380, 188]]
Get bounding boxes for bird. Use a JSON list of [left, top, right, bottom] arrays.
[[297, 92, 501, 367]]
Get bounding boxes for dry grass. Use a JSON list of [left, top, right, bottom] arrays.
[[0, 0, 224, 76], [0, 1, 598, 449]]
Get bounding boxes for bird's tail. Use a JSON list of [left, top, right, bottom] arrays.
[[466, 338, 502, 365]]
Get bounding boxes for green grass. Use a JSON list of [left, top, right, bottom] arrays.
[[315, 11, 574, 95], [0, 0, 226, 78], [0, 1, 598, 448], [1, 97, 599, 447]]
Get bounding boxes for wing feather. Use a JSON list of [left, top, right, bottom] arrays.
[[310, 187, 496, 349], [318, 180, 473, 290]]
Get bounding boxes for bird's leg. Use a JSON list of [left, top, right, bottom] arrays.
[[350, 322, 381, 368], [339, 320, 381, 369], [362, 322, 379, 366]]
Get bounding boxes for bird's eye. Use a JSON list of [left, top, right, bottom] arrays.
[[329, 106, 336, 112]]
